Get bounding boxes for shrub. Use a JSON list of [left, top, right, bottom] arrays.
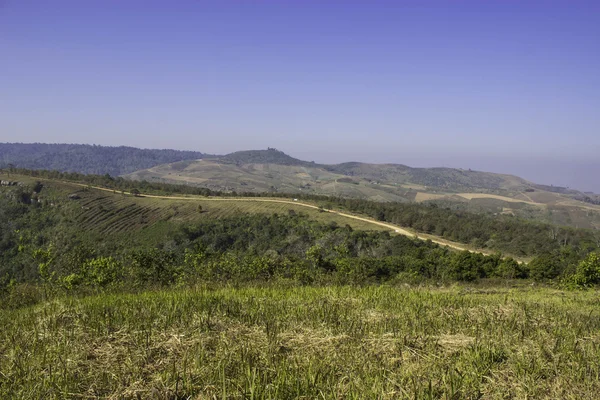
[[565, 253, 600, 289], [528, 254, 562, 281], [495, 258, 528, 279]]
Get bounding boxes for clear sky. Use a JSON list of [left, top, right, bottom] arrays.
[[1, 1, 599, 191]]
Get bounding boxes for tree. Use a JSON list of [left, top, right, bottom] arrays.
[[495, 258, 527, 279], [446, 250, 482, 281], [566, 253, 600, 288], [7, 163, 14, 178], [197, 204, 203, 213], [528, 254, 562, 281], [130, 188, 141, 197]]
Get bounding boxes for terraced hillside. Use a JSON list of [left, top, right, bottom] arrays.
[[55, 183, 391, 236], [74, 192, 200, 235]]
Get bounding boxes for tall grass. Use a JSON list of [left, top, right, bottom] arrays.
[[1, 285, 600, 399]]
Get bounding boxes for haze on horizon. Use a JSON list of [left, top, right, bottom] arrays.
[[1, 1, 599, 192]]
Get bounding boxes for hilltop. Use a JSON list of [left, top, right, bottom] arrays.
[[217, 148, 319, 167], [128, 148, 534, 194]]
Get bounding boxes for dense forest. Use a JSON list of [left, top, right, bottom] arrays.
[[0, 143, 211, 176]]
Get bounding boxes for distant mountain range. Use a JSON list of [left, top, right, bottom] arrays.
[[125, 148, 600, 229], [129, 147, 567, 193], [2, 143, 599, 229]]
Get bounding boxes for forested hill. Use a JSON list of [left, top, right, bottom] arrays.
[[0, 143, 212, 176]]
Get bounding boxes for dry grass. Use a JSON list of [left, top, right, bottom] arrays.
[[2, 285, 600, 399], [457, 193, 541, 205]]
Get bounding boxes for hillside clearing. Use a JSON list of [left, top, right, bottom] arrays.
[[68, 186, 388, 235]]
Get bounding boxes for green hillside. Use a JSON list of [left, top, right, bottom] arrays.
[[1, 171, 598, 291]]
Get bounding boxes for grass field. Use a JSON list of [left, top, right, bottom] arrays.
[[1, 285, 599, 399]]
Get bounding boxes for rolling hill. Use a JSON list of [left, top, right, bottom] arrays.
[[127, 148, 600, 229], [6, 173, 506, 255], [0, 173, 393, 239]]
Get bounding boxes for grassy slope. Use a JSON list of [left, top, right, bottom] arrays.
[[0, 174, 384, 233], [2, 285, 600, 399]]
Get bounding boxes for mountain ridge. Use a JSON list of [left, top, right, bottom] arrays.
[[199, 148, 533, 192], [0, 143, 577, 194], [0, 142, 213, 176]]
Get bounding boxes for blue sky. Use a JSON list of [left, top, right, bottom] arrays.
[[1, 1, 599, 191]]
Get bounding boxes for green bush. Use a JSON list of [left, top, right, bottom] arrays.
[[528, 254, 562, 281], [495, 258, 528, 279], [565, 253, 600, 289]]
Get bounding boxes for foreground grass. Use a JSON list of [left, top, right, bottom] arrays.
[[2, 285, 600, 399]]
